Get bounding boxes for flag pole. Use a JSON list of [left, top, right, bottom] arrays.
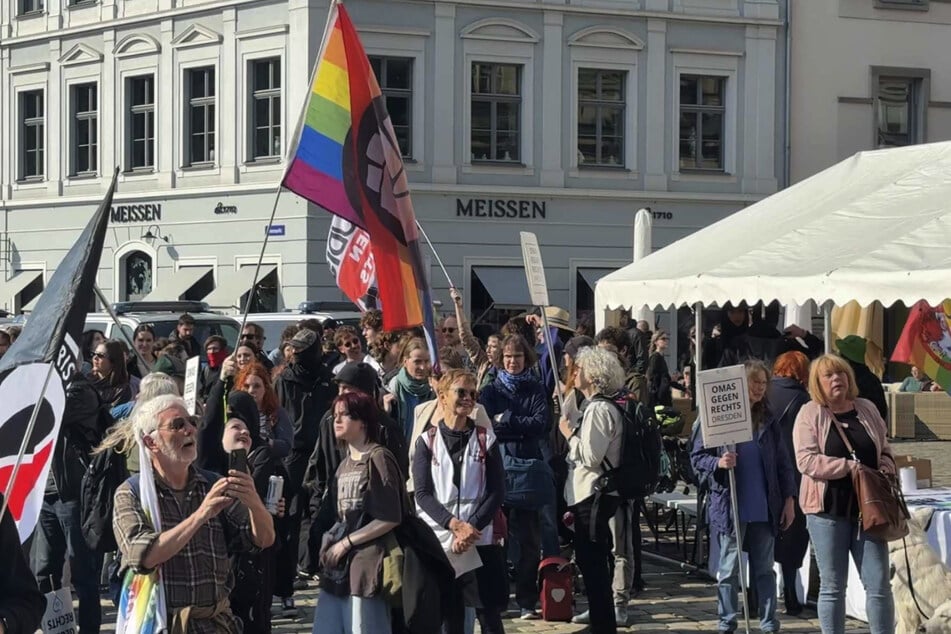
[[0, 361, 58, 525], [235, 0, 339, 339], [415, 220, 454, 288], [94, 284, 152, 372]]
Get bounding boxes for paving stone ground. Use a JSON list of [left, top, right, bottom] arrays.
[[91, 439, 951, 633]]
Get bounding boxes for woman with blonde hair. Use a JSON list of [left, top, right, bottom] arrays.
[[793, 354, 896, 634], [386, 337, 435, 441]]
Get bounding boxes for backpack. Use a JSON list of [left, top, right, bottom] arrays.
[[80, 445, 131, 552], [592, 394, 663, 500]]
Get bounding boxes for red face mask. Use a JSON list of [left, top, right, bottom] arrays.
[[208, 349, 229, 368]]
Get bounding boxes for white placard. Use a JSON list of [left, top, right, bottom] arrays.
[[183, 356, 200, 415], [696, 365, 753, 448], [519, 232, 550, 307], [42, 587, 77, 634]]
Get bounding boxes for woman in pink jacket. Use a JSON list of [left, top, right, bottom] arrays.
[[793, 354, 896, 634]]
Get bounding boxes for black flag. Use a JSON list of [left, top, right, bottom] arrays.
[[0, 168, 117, 541]]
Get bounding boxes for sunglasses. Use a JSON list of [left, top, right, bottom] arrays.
[[341, 339, 361, 348], [453, 387, 478, 400], [441, 327, 457, 334], [92, 351, 107, 360], [240, 333, 262, 341], [161, 415, 199, 432]]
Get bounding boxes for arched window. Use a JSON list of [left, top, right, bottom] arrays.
[[123, 251, 153, 300]]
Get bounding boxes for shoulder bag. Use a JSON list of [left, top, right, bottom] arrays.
[[830, 416, 909, 542]]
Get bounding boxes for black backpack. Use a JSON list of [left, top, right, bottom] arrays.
[[593, 394, 663, 500], [80, 444, 130, 552]]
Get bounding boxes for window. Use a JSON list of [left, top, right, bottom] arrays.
[[128, 75, 155, 171], [185, 67, 215, 166], [250, 58, 281, 161], [369, 56, 413, 158], [578, 69, 626, 167], [876, 77, 921, 147], [471, 62, 521, 163], [71, 83, 98, 176], [122, 251, 153, 301], [18, 0, 43, 14], [20, 90, 44, 180], [679, 75, 725, 171], [875, 0, 927, 9]]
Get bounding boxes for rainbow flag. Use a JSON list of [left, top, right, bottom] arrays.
[[283, 3, 435, 336], [891, 300, 951, 393]]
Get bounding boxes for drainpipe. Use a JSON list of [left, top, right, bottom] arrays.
[[784, 0, 792, 188]]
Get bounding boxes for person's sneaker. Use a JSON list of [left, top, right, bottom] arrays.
[[293, 577, 310, 591], [615, 606, 628, 625], [281, 597, 297, 618], [571, 610, 591, 624], [519, 609, 541, 620]]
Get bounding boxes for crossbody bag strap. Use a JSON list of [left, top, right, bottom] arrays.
[[829, 412, 859, 463]]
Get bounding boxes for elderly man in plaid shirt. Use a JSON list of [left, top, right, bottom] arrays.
[[113, 395, 275, 633]]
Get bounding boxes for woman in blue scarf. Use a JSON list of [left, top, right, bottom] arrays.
[[478, 334, 552, 620], [386, 337, 436, 441]]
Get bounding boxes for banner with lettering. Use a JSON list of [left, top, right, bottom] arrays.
[[326, 215, 377, 311]]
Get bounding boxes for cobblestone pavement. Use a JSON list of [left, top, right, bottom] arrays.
[[89, 437, 951, 634]]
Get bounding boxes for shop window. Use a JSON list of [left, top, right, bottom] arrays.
[[244, 268, 279, 313]]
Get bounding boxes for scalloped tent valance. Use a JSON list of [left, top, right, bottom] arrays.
[[595, 141, 951, 313]]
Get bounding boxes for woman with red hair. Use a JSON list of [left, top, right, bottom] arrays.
[[236, 362, 293, 460], [768, 350, 811, 615]]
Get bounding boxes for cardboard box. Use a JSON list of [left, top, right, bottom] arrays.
[[894, 455, 932, 489]]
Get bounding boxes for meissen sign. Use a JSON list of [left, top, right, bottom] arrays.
[[456, 198, 546, 219], [110, 203, 162, 223]]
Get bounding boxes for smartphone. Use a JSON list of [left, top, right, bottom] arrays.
[[229, 448, 249, 474]]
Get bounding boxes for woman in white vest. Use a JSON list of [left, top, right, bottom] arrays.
[[412, 369, 507, 634]]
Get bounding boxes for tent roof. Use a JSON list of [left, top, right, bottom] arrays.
[[595, 141, 951, 312]]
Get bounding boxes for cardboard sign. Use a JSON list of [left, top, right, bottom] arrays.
[[696, 365, 753, 448], [519, 232, 550, 307], [42, 587, 77, 634], [183, 356, 200, 415]]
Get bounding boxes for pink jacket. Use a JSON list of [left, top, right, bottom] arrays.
[[792, 398, 896, 514]]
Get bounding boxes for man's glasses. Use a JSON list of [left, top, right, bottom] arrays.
[[453, 388, 478, 400], [160, 415, 199, 432], [240, 333, 262, 341], [341, 339, 361, 349], [442, 327, 457, 334]]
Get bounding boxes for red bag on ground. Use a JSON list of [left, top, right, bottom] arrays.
[[537, 556, 573, 622]]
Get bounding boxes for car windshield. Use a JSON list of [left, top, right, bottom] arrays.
[[146, 320, 240, 351]]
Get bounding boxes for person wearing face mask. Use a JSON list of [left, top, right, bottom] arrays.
[[197, 335, 230, 406], [414, 370, 507, 634], [386, 337, 436, 442], [221, 391, 289, 634], [690, 360, 797, 634], [478, 334, 552, 620]]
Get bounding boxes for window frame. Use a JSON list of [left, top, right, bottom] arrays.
[[576, 68, 627, 169], [368, 55, 414, 159], [19, 89, 45, 181], [70, 82, 99, 177], [184, 66, 216, 167], [469, 61, 523, 164], [871, 66, 930, 149], [677, 74, 727, 172], [126, 74, 156, 172], [249, 57, 282, 162], [17, 0, 44, 16]]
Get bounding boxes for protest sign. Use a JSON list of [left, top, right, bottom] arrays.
[[696, 365, 752, 448], [42, 587, 77, 634], [183, 356, 200, 415], [520, 232, 550, 307]]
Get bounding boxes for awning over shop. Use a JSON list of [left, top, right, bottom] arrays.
[[473, 266, 531, 307], [143, 266, 213, 302], [205, 264, 277, 310], [0, 270, 43, 311], [579, 268, 616, 293]]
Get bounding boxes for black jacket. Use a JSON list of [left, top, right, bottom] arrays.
[[0, 494, 44, 634], [198, 377, 231, 475], [48, 373, 107, 501], [848, 359, 888, 421], [168, 331, 201, 358], [629, 328, 651, 374], [768, 376, 811, 486]]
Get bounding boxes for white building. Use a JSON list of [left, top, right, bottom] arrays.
[[0, 0, 788, 337]]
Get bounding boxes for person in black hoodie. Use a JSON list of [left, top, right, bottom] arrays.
[[222, 391, 289, 634], [0, 493, 44, 634], [273, 326, 335, 615], [30, 372, 106, 634]]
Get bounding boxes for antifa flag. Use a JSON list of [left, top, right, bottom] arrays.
[[326, 215, 377, 311], [892, 299, 951, 393], [0, 169, 117, 542]]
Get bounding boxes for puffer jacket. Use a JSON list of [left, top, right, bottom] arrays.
[[47, 373, 107, 501], [478, 374, 551, 461], [690, 409, 797, 536]]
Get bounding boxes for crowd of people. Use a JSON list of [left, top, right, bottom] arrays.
[[0, 298, 907, 634]]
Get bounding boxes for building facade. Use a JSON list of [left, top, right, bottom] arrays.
[[0, 0, 787, 334]]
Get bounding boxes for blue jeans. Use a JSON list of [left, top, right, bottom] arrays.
[[31, 497, 102, 634], [715, 522, 778, 633], [312, 592, 391, 634], [539, 499, 560, 557], [807, 513, 894, 634]]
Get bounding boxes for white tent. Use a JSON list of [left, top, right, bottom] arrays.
[[595, 141, 951, 315]]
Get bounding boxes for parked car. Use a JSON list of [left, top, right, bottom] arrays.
[[246, 301, 363, 354], [84, 300, 241, 361]]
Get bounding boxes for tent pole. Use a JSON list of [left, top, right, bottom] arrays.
[[694, 302, 703, 372], [823, 301, 833, 354]]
